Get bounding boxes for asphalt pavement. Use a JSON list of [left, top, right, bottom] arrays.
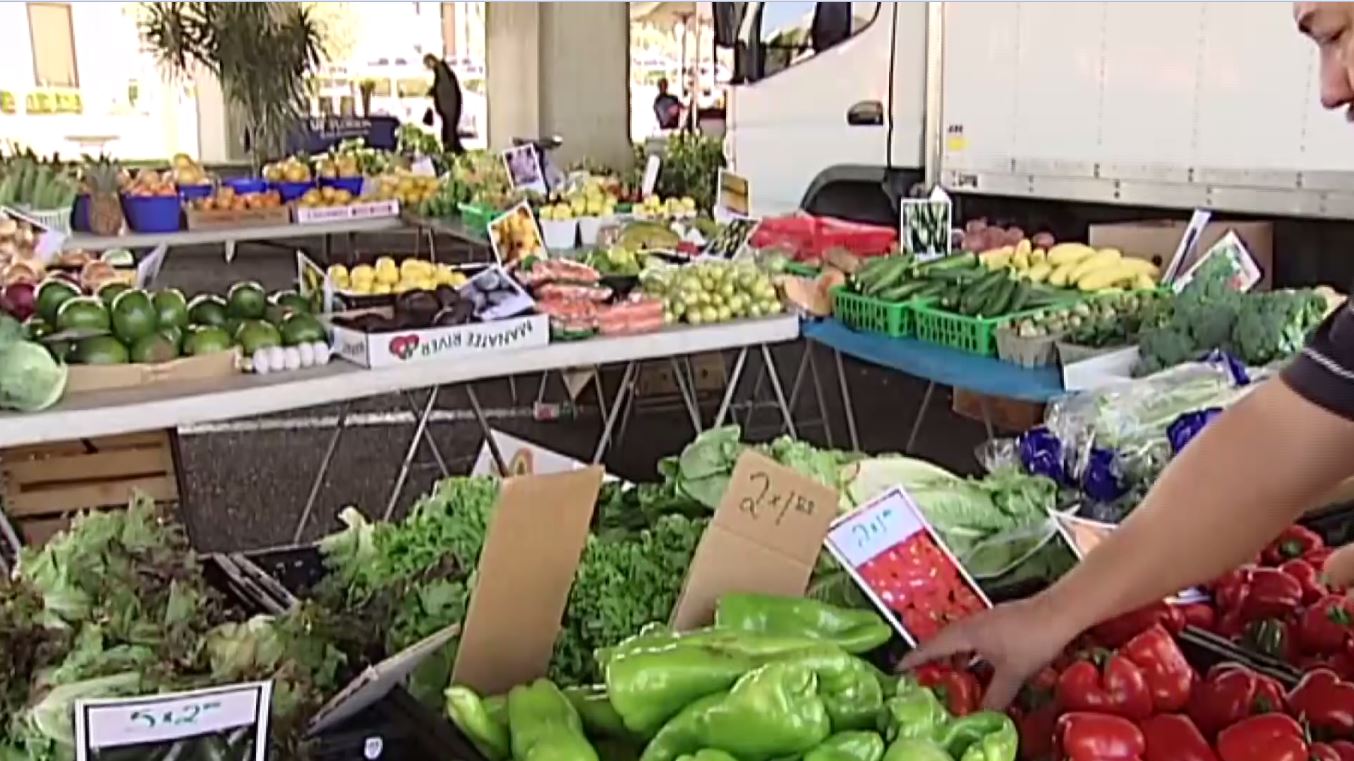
[[150, 231, 992, 551]]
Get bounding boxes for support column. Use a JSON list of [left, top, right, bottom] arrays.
[[486, 2, 631, 170]]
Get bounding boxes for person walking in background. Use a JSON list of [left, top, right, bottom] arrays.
[[423, 53, 464, 154], [653, 77, 682, 131]]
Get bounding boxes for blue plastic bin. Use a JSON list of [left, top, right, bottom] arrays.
[[225, 177, 267, 195], [71, 194, 91, 233], [320, 176, 365, 196], [121, 194, 183, 233], [178, 183, 213, 201], [271, 180, 315, 202]]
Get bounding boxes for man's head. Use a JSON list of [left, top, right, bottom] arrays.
[[423, 53, 439, 71], [657, 78, 669, 94], [1296, 2, 1354, 117]]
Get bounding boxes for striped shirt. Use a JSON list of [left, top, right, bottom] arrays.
[[1283, 304, 1354, 417]]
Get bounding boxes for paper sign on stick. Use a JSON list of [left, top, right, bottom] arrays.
[[134, 243, 169, 288], [1050, 511, 1207, 604], [453, 467, 603, 696], [670, 450, 838, 630], [75, 682, 272, 761]]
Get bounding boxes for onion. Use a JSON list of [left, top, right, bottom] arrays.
[[1, 281, 36, 320]]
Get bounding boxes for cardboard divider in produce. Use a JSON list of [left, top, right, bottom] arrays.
[[65, 347, 241, 394], [670, 449, 839, 630], [327, 309, 548, 368], [1087, 218, 1274, 290], [185, 205, 290, 231], [452, 466, 604, 696]]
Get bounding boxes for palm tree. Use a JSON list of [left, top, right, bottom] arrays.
[[138, 3, 325, 168]]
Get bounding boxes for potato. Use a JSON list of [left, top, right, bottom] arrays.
[[1032, 231, 1056, 250]]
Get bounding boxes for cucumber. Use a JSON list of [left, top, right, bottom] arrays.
[[940, 283, 963, 311], [878, 280, 927, 302], [981, 278, 1019, 317], [864, 258, 911, 295], [1007, 282, 1032, 314], [912, 281, 947, 301], [916, 252, 978, 274]]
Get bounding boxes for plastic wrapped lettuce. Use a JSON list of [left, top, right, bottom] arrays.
[[0, 315, 66, 413]]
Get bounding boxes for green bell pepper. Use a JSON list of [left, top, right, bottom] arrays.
[[605, 644, 758, 737], [508, 678, 600, 761], [881, 738, 952, 761], [773, 646, 883, 732], [933, 712, 1017, 761], [803, 731, 886, 761], [445, 685, 511, 761], [876, 680, 948, 743], [675, 751, 740, 761], [565, 684, 633, 740], [715, 594, 892, 654], [639, 662, 833, 761]]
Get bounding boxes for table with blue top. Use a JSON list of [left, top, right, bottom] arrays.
[[801, 318, 1066, 451]]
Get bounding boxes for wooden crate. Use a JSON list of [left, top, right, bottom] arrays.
[[1, 431, 181, 547], [951, 389, 1046, 433]]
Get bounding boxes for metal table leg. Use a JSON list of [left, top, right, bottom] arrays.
[[977, 394, 997, 442], [760, 343, 798, 439], [384, 386, 441, 520], [404, 390, 450, 479], [465, 384, 509, 476], [905, 381, 937, 454], [713, 347, 749, 429], [292, 400, 352, 542], [670, 356, 703, 434], [807, 346, 835, 447], [593, 362, 639, 463], [834, 350, 861, 451]]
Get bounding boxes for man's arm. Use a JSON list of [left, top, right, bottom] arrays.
[[1037, 375, 1354, 642]]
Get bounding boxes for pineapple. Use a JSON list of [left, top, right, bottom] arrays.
[[83, 157, 124, 236]]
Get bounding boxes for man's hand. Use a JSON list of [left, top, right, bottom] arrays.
[[896, 596, 1080, 710]]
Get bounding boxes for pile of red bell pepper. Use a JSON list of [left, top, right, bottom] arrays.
[[994, 623, 1354, 760]]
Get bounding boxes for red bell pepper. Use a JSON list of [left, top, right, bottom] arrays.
[[915, 663, 982, 716], [1216, 714, 1308, 761], [1140, 714, 1219, 761], [1310, 548, 1338, 577], [1263, 525, 1324, 566], [1057, 651, 1153, 721], [1314, 744, 1344, 761], [1287, 669, 1354, 738], [1300, 595, 1354, 655], [1330, 740, 1354, 761], [1212, 568, 1253, 614], [1179, 602, 1217, 632], [1243, 618, 1298, 663], [1121, 624, 1195, 712], [1055, 712, 1146, 761], [1242, 568, 1304, 621], [1333, 650, 1354, 682], [1011, 701, 1057, 761], [1092, 602, 1186, 647], [1216, 609, 1249, 641], [1280, 558, 1328, 605], [1188, 663, 1287, 739]]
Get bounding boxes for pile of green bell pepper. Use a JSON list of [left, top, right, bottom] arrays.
[[445, 593, 1015, 761]]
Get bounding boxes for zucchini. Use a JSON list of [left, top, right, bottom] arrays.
[[916, 252, 978, 274], [911, 281, 947, 301], [1007, 282, 1032, 314], [864, 258, 912, 295], [940, 283, 963, 311], [878, 280, 927, 302], [981, 278, 1019, 317]]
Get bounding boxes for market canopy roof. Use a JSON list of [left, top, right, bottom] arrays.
[[630, 2, 706, 28]]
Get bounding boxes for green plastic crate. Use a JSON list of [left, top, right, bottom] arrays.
[[913, 300, 1070, 356], [832, 286, 919, 338], [458, 202, 497, 235]]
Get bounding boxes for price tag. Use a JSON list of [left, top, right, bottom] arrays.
[[75, 681, 271, 761], [1163, 209, 1212, 285], [296, 251, 334, 314], [1050, 511, 1207, 605], [670, 450, 839, 629], [1171, 230, 1261, 295], [825, 487, 990, 645], [900, 189, 953, 263], [134, 243, 169, 289]]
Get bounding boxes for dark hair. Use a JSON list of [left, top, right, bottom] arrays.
[[657, 78, 669, 91]]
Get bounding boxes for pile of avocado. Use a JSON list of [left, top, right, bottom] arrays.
[[26, 278, 329, 366]]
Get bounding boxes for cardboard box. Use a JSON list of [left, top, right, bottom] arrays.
[[951, 389, 1045, 432], [185, 205, 290, 231], [329, 311, 549, 369], [1060, 346, 1139, 392], [670, 450, 839, 630], [1087, 219, 1274, 289], [452, 467, 603, 696], [65, 349, 241, 395], [294, 199, 399, 225]]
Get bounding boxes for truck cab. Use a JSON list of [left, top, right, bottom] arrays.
[[724, 2, 928, 222]]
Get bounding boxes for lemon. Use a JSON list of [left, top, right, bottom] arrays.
[[376, 255, 397, 271], [327, 264, 350, 281]]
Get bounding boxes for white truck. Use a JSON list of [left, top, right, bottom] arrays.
[[721, 1, 1354, 223]]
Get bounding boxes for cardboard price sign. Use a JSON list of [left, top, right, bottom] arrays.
[[826, 487, 990, 645], [670, 450, 839, 630], [453, 467, 603, 696], [1051, 511, 1207, 604], [75, 682, 271, 761]]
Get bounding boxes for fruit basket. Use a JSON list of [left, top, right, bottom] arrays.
[[913, 301, 1057, 357], [831, 286, 919, 338]]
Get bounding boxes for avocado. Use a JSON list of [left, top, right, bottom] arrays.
[[188, 294, 228, 327], [56, 296, 111, 333], [110, 289, 158, 343], [129, 333, 180, 364], [97, 282, 130, 308], [36, 279, 80, 324], [158, 325, 184, 350], [281, 312, 327, 346], [153, 289, 189, 329], [271, 290, 312, 315], [183, 326, 233, 356], [73, 335, 130, 365], [226, 281, 267, 320]]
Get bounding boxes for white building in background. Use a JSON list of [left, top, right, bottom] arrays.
[[0, 2, 199, 160]]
